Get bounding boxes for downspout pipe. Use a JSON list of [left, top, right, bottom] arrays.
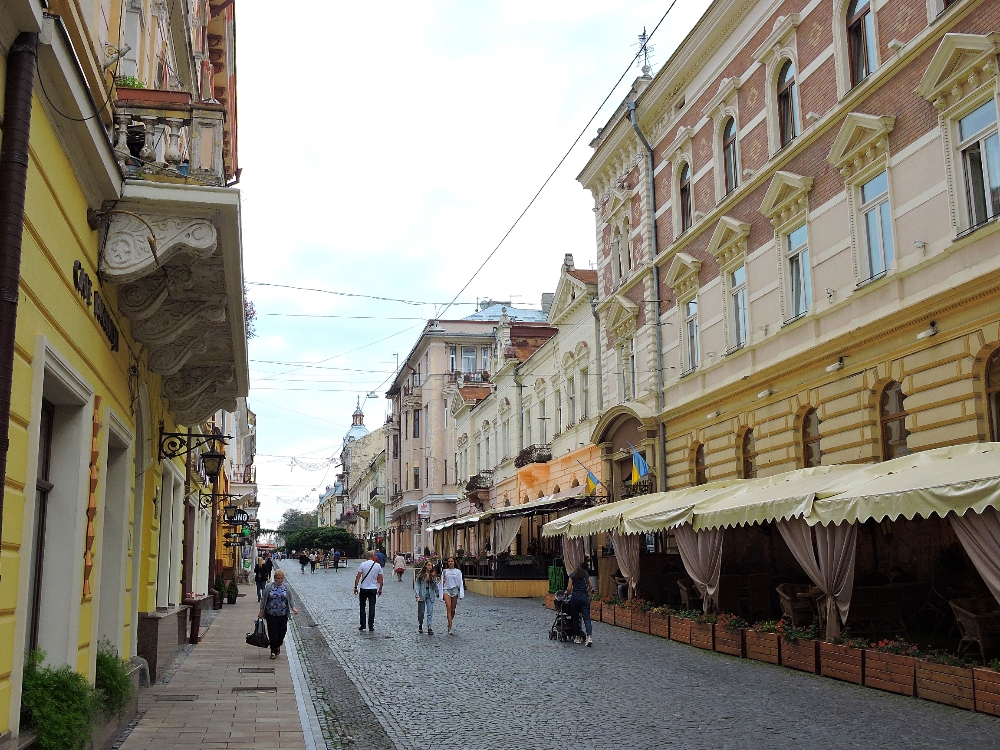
[[0, 34, 38, 576], [590, 296, 604, 413], [626, 99, 667, 493]]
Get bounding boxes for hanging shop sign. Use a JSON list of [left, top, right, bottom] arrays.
[[73, 261, 119, 351], [418, 500, 431, 517]]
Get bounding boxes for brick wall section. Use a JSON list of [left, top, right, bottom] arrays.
[[878, 0, 928, 59], [625, 283, 647, 327], [800, 56, 839, 119], [799, 2, 834, 70]]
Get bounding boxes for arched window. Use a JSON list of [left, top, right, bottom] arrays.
[[679, 162, 693, 232], [723, 118, 739, 195], [778, 60, 799, 148], [847, 0, 876, 87], [986, 349, 1000, 440], [801, 408, 822, 468], [740, 429, 758, 479], [611, 226, 622, 285], [695, 443, 708, 485], [879, 381, 910, 460], [622, 217, 632, 274]]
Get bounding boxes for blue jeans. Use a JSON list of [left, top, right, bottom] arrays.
[[417, 596, 435, 628], [571, 594, 592, 636], [617, 584, 628, 600]]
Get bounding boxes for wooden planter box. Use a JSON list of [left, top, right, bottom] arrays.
[[690, 622, 715, 650], [864, 651, 916, 697], [745, 630, 781, 664], [974, 668, 1000, 716], [589, 601, 601, 622], [670, 616, 692, 644], [649, 613, 670, 639], [116, 86, 192, 107], [714, 628, 745, 657], [781, 639, 819, 674], [819, 642, 864, 685], [601, 604, 616, 625], [616, 607, 633, 630], [631, 611, 650, 634], [915, 661, 975, 710], [545, 593, 555, 610]]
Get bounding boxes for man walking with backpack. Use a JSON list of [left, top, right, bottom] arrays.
[[354, 550, 384, 632]]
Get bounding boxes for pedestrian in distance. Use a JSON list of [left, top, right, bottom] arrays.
[[375, 548, 387, 567], [259, 569, 298, 659], [263, 552, 274, 581], [565, 562, 594, 647], [413, 560, 439, 634], [253, 556, 269, 602], [309, 551, 317, 573], [333, 549, 341, 571], [354, 550, 384, 632], [393, 552, 406, 582], [299, 551, 309, 574], [440, 556, 465, 635]]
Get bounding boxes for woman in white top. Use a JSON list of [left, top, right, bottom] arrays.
[[393, 553, 407, 582], [439, 556, 465, 635]]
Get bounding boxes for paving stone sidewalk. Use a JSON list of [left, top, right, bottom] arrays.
[[118, 586, 310, 750]]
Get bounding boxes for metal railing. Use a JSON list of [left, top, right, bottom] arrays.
[[514, 444, 552, 468]]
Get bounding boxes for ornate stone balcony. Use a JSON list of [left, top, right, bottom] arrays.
[[514, 444, 552, 468], [465, 470, 494, 493]]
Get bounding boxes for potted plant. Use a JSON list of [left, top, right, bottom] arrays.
[[691, 613, 717, 650], [226, 579, 239, 605], [745, 620, 781, 664], [777, 618, 819, 673], [715, 612, 747, 657], [915, 650, 975, 709], [631, 599, 653, 634], [864, 638, 919, 696], [649, 606, 670, 638], [600, 596, 620, 625], [589, 590, 602, 622], [213, 574, 226, 609], [669, 608, 699, 645], [615, 599, 633, 630], [975, 659, 1000, 716], [820, 632, 867, 684]]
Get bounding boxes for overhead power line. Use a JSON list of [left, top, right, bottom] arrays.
[[247, 281, 477, 307], [435, 2, 679, 320]]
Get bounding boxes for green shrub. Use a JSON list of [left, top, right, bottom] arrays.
[[214, 573, 227, 600], [829, 631, 868, 649], [21, 650, 99, 750], [924, 649, 973, 667], [115, 75, 144, 89], [751, 619, 780, 633], [776, 617, 819, 643], [717, 612, 748, 633], [226, 579, 239, 601], [95, 640, 135, 720], [989, 657, 1000, 672], [669, 608, 703, 620]]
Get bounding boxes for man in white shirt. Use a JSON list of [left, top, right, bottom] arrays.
[[353, 550, 384, 632]]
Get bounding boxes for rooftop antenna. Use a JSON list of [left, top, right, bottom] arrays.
[[636, 27, 654, 76]]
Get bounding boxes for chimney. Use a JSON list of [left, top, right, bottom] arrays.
[[541, 293, 554, 315], [563, 253, 575, 270]]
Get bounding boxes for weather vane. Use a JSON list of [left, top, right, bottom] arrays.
[[636, 27, 654, 76]]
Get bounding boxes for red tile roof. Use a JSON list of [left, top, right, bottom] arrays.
[[568, 269, 598, 284]]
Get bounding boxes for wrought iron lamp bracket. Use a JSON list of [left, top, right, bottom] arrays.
[[197, 491, 244, 511], [159, 421, 232, 460]]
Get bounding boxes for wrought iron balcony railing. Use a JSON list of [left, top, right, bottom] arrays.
[[465, 470, 494, 493], [514, 444, 552, 468]]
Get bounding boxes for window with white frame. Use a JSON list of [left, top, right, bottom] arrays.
[[502, 419, 510, 459], [859, 170, 894, 280], [958, 99, 1000, 228], [679, 163, 693, 232], [847, 0, 877, 87], [482, 346, 490, 372], [476, 441, 481, 473], [567, 376, 576, 423], [778, 61, 799, 148], [723, 118, 739, 195], [485, 435, 490, 468], [683, 300, 700, 373], [785, 225, 811, 320], [730, 264, 749, 350], [555, 390, 562, 434], [580, 369, 589, 420], [539, 398, 547, 443], [462, 346, 476, 373], [449, 345, 456, 371], [525, 408, 532, 445], [629, 338, 637, 399]]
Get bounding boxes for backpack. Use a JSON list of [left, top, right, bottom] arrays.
[[264, 585, 289, 616]]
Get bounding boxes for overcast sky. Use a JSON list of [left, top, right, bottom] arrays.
[[236, 0, 713, 529]]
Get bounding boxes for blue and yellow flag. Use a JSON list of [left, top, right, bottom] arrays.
[[577, 460, 601, 495], [630, 446, 650, 483]]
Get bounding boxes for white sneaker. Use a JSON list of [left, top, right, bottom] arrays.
[[573, 636, 584, 644], [586, 635, 593, 647]]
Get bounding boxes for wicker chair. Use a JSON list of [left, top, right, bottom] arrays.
[[776, 583, 815, 627], [950, 597, 1000, 664], [678, 579, 703, 611]]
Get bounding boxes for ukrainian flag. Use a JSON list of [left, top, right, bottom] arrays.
[[631, 448, 650, 483], [585, 469, 600, 495]]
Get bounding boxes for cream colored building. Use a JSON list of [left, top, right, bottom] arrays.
[[579, 0, 1000, 490]]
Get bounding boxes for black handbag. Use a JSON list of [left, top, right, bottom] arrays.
[[246, 617, 270, 648]]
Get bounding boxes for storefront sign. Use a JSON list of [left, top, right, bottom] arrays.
[[417, 500, 430, 517], [73, 260, 120, 351]]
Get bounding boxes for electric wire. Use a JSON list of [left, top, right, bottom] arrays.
[[434, 0, 679, 321], [247, 281, 478, 308]]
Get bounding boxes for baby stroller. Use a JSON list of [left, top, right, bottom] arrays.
[[548, 591, 575, 642]]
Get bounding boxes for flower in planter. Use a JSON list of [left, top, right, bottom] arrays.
[[924, 649, 974, 667], [990, 658, 1000, 673], [694, 612, 718, 624], [828, 631, 868, 649], [669, 607, 703, 620], [776, 617, 818, 643], [601, 596, 623, 606], [868, 637, 920, 656], [717, 612, 748, 634], [751, 619, 780, 633]]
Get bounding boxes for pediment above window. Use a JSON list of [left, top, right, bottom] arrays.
[[607, 186, 634, 219], [666, 126, 695, 164], [752, 14, 800, 65], [916, 33, 1000, 109], [702, 77, 741, 119], [827, 113, 895, 176], [605, 294, 639, 343], [760, 171, 813, 227], [665, 252, 702, 299], [706, 216, 751, 269]]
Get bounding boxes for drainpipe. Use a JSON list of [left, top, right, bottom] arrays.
[[513, 362, 525, 453], [626, 99, 667, 493], [590, 296, 604, 413], [0, 34, 38, 573]]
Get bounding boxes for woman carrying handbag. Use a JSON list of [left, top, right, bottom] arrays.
[[259, 570, 299, 659]]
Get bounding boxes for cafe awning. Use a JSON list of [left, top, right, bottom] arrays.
[[486, 485, 587, 519], [620, 479, 746, 535], [808, 442, 1000, 526]]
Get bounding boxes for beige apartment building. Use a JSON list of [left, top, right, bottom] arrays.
[[580, 0, 1000, 491]]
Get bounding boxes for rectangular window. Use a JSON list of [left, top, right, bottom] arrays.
[[404, 411, 408, 438], [462, 346, 476, 373], [959, 100, 1000, 227], [730, 265, 748, 349], [555, 390, 562, 434], [860, 170, 894, 280], [567, 376, 576, 423], [392, 433, 399, 459], [786, 224, 811, 319], [539, 398, 547, 443], [526, 408, 532, 446], [413, 466, 420, 490], [405, 464, 409, 490], [413, 366, 420, 387], [413, 409, 420, 438], [485, 436, 490, 468], [449, 346, 457, 372], [482, 346, 490, 372], [503, 419, 510, 459], [629, 338, 637, 398], [581, 369, 589, 420], [476, 442, 481, 473], [684, 300, 700, 371]]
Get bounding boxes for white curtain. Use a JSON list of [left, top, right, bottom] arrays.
[[608, 529, 641, 596], [492, 517, 522, 554], [673, 524, 724, 613], [777, 518, 857, 639], [562, 535, 586, 575], [949, 506, 1000, 605]]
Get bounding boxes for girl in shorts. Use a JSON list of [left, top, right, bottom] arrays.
[[440, 556, 465, 635]]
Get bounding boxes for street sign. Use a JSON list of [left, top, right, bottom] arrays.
[[418, 500, 430, 517]]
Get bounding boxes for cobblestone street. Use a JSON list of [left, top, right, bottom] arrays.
[[282, 562, 1000, 750]]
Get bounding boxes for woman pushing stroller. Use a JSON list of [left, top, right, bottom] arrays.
[[565, 563, 593, 646]]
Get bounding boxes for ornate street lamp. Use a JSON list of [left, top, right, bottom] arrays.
[[200, 446, 225, 481]]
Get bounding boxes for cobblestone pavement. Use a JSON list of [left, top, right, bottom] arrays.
[[282, 562, 1000, 750]]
